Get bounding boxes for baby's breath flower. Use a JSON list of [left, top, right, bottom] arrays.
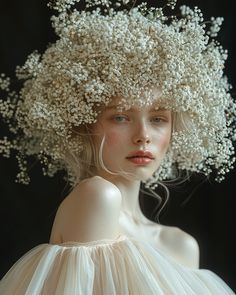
[[0, 0, 235, 187], [207, 17, 224, 37], [167, 0, 177, 10], [0, 137, 11, 158], [0, 74, 10, 91]]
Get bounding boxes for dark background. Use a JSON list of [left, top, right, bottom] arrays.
[[0, 0, 235, 291]]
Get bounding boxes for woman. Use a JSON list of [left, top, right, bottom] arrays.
[[0, 0, 235, 293]]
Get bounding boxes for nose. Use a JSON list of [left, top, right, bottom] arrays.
[[132, 122, 151, 145]]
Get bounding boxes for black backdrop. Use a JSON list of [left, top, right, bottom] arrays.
[[0, 0, 235, 291]]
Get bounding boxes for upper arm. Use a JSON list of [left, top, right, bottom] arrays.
[[50, 176, 122, 244]]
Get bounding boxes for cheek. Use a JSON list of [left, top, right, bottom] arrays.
[[155, 128, 171, 151], [104, 131, 123, 147]]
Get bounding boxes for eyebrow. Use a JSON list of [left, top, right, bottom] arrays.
[[105, 106, 168, 112]]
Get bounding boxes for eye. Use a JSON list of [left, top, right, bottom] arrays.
[[112, 115, 129, 123], [151, 117, 165, 124]]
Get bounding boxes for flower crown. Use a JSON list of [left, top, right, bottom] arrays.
[[0, 0, 235, 187]]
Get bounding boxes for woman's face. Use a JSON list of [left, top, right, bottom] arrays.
[[92, 96, 172, 182]]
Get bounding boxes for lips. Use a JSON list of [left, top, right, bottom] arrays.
[[126, 150, 155, 160], [126, 157, 153, 165]]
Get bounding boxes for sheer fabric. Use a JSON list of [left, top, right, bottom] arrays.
[[0, 235, 234, 294]]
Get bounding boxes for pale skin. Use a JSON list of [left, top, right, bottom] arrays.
[[50, 94, 200, 269]]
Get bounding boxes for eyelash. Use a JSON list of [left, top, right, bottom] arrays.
[[112, 115, 129, 122]]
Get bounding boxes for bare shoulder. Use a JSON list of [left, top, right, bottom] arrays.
[[50, 176, 122, 244], [57, 176, 121, 214], [75, 176, 122, 202], [158, 225, 200, 269]]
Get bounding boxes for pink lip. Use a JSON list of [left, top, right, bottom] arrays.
[[126, 150, 155, 159], [127, 157, 153, 165]]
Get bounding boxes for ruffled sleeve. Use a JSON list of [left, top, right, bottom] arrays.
[[0, 235, 234, 295]]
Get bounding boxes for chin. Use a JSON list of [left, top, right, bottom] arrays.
[[122, 169, 155, 182], [102, 163, 159, 182]]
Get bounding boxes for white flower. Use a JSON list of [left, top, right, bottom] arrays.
[[0, 0, 235, 186]]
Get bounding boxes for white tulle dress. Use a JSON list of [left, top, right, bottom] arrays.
[[0, 212, 235, 295]]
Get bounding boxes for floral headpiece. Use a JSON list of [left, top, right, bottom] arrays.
[[0, 0, 235, 187]]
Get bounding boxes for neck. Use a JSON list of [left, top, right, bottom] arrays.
[[112, 177, 141, 215], [96, 171, 142, 216]]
